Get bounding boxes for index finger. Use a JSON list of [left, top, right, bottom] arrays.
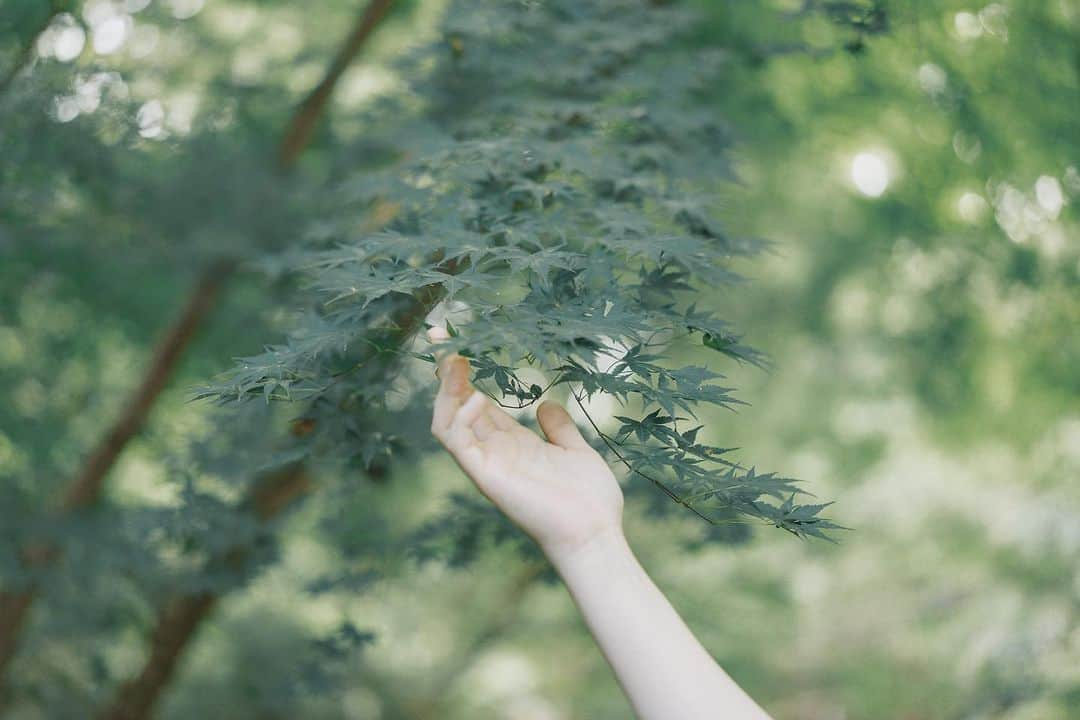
[[427, 326, 455, 375], [428, 326, 473, 434]]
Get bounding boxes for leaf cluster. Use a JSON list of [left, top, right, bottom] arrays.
[[201, 0, 840, 539]]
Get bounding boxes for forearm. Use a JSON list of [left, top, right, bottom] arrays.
[[549, 531, 771, 720]]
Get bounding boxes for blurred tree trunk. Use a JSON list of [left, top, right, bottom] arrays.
[[100, 267, 454, 719], [0, 0, 397, 696], [99, 463, 312, 720], [0, 260, 233, 683], [61, 259, 237, 510], [278, 0, 397, 168]]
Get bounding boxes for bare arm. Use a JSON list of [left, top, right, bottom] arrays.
[[428, 328, 771, 720]]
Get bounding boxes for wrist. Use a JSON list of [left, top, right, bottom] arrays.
[[546, 526, 634, 580]]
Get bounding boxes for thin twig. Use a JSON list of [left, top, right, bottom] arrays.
[[569, 389, 718, 525]]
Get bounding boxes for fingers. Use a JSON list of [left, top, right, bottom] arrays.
[[456, 391, 489, 430], [450, 392, 510, 447], [432, 355, 473, 434], [537, 401, 589, 451], [427, 325, 530, 445], [428, 327, 462, 387], [430, 327, 473, 436]]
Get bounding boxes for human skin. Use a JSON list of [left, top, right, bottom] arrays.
[[428, 327, 772, 720]]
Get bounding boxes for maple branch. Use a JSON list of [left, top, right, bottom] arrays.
[[277, 0, 397, 168], [99, 462, 311, 720], [570, 389, 720, 526], [63, 259, 237, 510], [0, 259, 235, 688], [98, 594, 218, 720], [100, 258, 460, 719], [0, 0, 399, 691], [0, 593, 34, 692]]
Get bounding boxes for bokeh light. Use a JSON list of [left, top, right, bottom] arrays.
[[850, 151, 891, 197]]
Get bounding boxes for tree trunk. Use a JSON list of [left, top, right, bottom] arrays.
[[0, 0, 398, 690], [277, 0, 398, 169], [0, 260, 233, 683]]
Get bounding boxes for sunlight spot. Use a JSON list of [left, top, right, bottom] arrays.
[[954, 11, 983, 39], [137, 99, 165, 138], [1035, 175, 1065, 217], [167, 0, 205, 20], [979, 3, 1009, 39], [208, 5, 258, 40], [952, 131, 982, 163], [125, 0, 152, 12], [53, 23, 87, 63], [83, 0, 117, 27], [1038, 223, 1067, 258], [54, 96, 80, 122], [73, 74, 105, 113], [917, 63, 947, 95], [993, 183, 1031, 243], [1064, 165, 1080, 195], [231, 48, 268, 85], [830, 280, 872, 330], [850, 151, 890, 197], [881, 294, 915, 335], [342, 689, 382, 720], [129, 24, 159, 58], [792, 564, 829, 604], [165, 91, 199, 134], [956, 191, 988, 223], [92, 15, 130, 55], [113, 453, 176, 506], [468, 651, 539, 700], [338, 66, 397, 108], [0, 431, 18, 469], [0, 327, 26, 367]]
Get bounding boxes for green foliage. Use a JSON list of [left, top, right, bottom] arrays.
[[5, 0, 1075, 718], [201, 0, 837, 537]]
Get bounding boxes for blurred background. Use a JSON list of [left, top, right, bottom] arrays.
[[1, 0, 1077, 718]]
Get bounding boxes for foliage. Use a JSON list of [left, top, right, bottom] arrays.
[[199, 0, 839, 538], [1, 0, 1077, 718]]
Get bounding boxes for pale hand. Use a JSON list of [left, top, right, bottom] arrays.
[[427, 328, 772, 720], [428, 327, 623, 560]]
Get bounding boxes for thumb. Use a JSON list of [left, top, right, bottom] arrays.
[[537, 401, 589, 450]]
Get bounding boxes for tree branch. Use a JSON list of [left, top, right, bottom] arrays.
[[97, 593, 218, 720], [0, 259, 235, 687], [0, 0, 399, 689], [99, 253, 461, 719], [277, 0, 398, 169], [62, 259, 237, 510], [99, 462, 311, 720], [0, 593, 34, 691]]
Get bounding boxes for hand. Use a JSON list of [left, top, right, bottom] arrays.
[[428, 327, 624, 560]]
